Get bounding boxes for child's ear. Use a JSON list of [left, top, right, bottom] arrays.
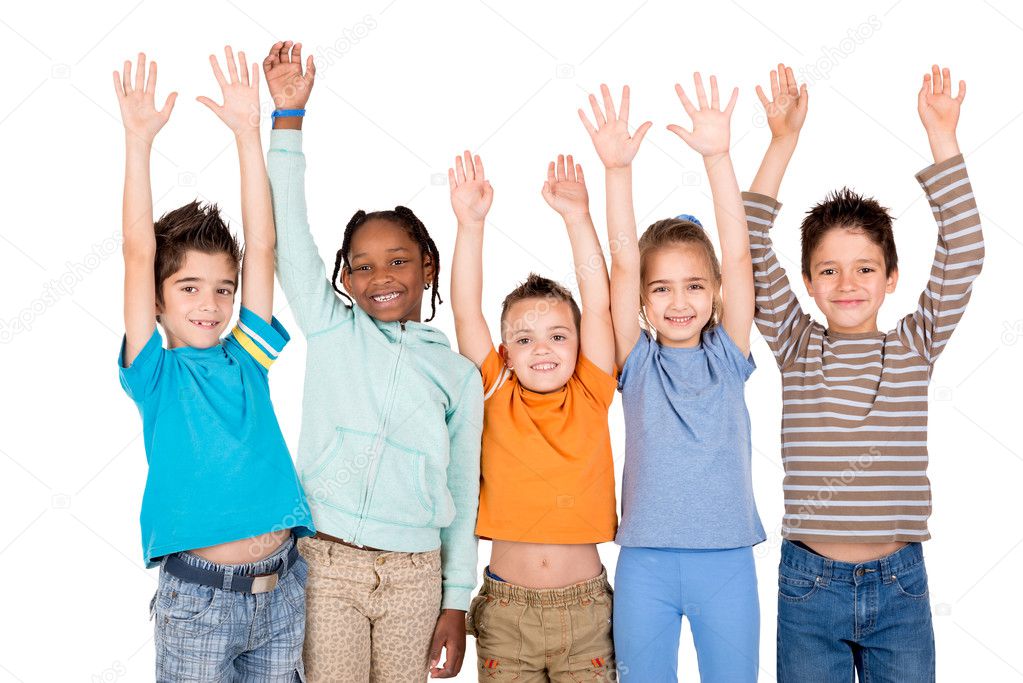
[[885, 267, 899, 294], [802, 273, 815, 298], [340, 266, 352, 293], [422, 254, 435, 284], [498, 343, 512, 369]]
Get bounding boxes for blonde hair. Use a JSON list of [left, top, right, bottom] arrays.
[[638, 217, 722, 335]]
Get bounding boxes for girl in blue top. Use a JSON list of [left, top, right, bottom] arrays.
[[579, 78, 765, 681]]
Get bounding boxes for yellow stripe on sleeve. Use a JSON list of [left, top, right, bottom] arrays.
[[232, 328, 274, 369]]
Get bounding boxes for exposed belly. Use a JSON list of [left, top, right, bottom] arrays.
[[490, 540, 602, 588], [190, 529, 291, 565], [802, 540, 909, 563]]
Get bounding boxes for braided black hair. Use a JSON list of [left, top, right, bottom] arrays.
[[330, 206, 443, 322]]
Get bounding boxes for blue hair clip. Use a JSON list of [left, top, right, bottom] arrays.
[[675, 213, 703, 227]]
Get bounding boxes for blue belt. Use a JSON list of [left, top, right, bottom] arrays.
[[163, 542, 299, 594]]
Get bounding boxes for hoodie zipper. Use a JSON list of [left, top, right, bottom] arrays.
[[353, 320, 407, 543]]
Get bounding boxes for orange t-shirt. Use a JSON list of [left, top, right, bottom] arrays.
[[475, 346, 618, 544]]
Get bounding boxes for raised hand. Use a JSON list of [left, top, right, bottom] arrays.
[[667, 73, 738, 158], [112, 52, 177, 144], [755, 62, 808, 141], [262, 40, 315, 110], [541, 154, 589, 219], [197, 46, 260, 136], [578, 84, 652, 169], [448, 151, 493, 227], [918, 64, 965, 138]]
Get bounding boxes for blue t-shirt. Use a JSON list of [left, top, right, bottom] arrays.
[[119, 307, 315, 566], [616, 326, 765, 549]]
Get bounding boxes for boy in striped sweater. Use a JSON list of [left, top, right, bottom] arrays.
[[744, 64, 982, 682]]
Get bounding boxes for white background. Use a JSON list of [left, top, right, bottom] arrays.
[[1, 0, 1020, 680]]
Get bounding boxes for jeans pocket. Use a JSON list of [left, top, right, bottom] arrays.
[[281, 556, 309, 613], [778, 567, 822, 602], [892, 564, 929, 599]]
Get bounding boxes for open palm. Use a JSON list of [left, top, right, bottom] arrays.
[[668, 73, 738, 158]]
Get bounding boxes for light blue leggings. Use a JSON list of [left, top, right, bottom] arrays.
[[613, 546, 760, 682]]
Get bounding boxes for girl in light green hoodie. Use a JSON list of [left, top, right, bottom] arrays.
[[264, 41, 483, 682]]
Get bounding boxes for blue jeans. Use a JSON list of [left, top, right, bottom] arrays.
[[613, 546, 760, 682], [777, 540, 935, 683], [151, 536, 308, 682]]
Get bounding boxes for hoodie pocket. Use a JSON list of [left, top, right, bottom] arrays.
[[352, 430, 435, 528], [300, 427, 365, 514]]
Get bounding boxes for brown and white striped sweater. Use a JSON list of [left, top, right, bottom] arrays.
[[743, 154, 984, 543]]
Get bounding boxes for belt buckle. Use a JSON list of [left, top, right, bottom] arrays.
[[250, 573, 279, 593]]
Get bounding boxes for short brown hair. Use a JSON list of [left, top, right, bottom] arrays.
[[153, 200, 241, 304], [801, 188, 897, 279], [638, 217, 722, 333], [500, 273, 581, 337]]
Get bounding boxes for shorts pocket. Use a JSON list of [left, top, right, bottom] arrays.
[[466, 594, 486, 638], [568, 590, 614, 675], [155, 575, 227, 638], [567, 651, 615, 682]]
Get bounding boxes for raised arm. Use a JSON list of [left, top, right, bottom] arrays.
[[540, 155, 614, 374], [113, 53, 177, 365], [745, 65, 812, 368], [668, 74, 753, 355], [897, 65, 982, 364], [578, 84, 652, 370], [448, 151, 495, 367], [750, 63, 808, 199], [198, 46, 274, 322]]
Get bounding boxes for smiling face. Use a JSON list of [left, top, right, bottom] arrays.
[[340, 218, 433, 323], [500, 297, 579, 393], [156, 249, 238, 349], [641, 243, 718, 348], [802, 226, 898, 334]]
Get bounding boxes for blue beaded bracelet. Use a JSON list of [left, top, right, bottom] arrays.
[[271, 109, 306, 119]]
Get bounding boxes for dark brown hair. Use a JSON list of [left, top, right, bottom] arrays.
[[801, 187, 897, 278], [638, 217, 722, 333], [330, 206, 443, 322], [153, 201, 241, 304], [500, 273, 581, 337]]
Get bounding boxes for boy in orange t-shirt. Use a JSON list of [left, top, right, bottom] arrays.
[[448, 150, 618, 681]]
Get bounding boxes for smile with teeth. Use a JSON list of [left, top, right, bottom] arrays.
[[189, 319, 220, 328], [530, 361, 559, 371], [665, 315, 694, 326], [370, 291, 401, 303]]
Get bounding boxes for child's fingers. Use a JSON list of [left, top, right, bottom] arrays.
[[210, 54, 228, 88], [588, 94, 606, 128], [799, 83, 809, 109], [556, 154, 566, 182], [577, 109, 597, 138], [769, 68, 779, 100], [474, 154, 485, 181], [225, 46, 239, 83], [724, 86, 739, 116], [566, 155, 577, 182], [575, 163, 585, 185], [547, 160, 556, 184], [161, 91, 178, 118], [941, 67, 951, 95], [674, 83, 696, 118], [145, 60, 157, 95], [135, 53, 146, 91], [462, 151, 475, 180], [956, 79, 966, 103], [693, 72, 708, 109], [447, 168, 456, 191], [112, 70, 123, 98], [280, 41, 293, 65], [454, 154, 466, 184], [238, 51, 249, 87], [709, 75, 719, 110], [920, 73, 930, 103], [931, 64, 940, 95], [292, 42, 303, 65], [755, 84, 770, 109], [306, 55, 316, 80], [600, 83, 617, 122], [123, 60, 132, 93], [666, 124, 693, 146], [195, 95, 219, 113], [786, 67, 798, 95], [619, 85, 630, 123], [632, 120, 653, 148]]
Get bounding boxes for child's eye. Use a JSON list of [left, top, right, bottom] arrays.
[[652, 286, 668, 293], [820, 268, 836, 276], [354, 265, 371, 272], [859, 267, 875, 274], [688, 284, 703, 290], [217, 288, 233, 296], [182, 286, 198, 293], [515, 338, 531, 345], [391, 259, 408, 267], [551, 335, 566, 342]]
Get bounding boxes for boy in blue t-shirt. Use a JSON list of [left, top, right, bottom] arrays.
[[114, 48, 314, 680]]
